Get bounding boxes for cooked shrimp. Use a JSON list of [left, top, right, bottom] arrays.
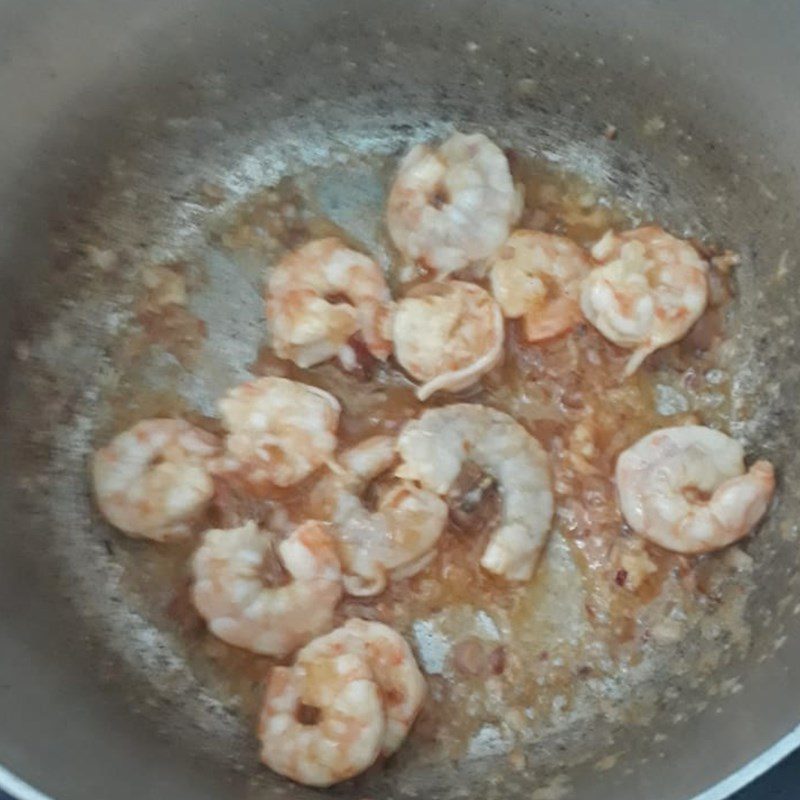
[[489, 230, 590, 341], [392, 281, 504, 400], [259, 651, 384, 786], [298, 619, 425, 756], [396, 404, 553, 580], [312, 436, 448, 596], [266, 238, 392, 369], [191, 520, 342, 656], [216, 377, 340, 489], [386, 132, 522, 276], [580, 226, 709, 375], [616, 425, 775, 554], [92, 419, 219, 541]]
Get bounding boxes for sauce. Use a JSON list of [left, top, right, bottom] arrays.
[[103, 151, 737, 758]]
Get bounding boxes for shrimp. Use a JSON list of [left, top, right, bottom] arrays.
[[396, 404, 553, 580], [266, 238, 392, 369], [392, 281, 504, 400], [489, 230, 591, 341], [92, 419, 219, 541], [615, 425, 775, 554], [312, 436, 448, 596], [580, 226, 709, 375], [259, 651, 384, 786], [191, 520, 343, 656], [216, 377, 340, 489], [298, 619, 426, 756], [386, 132, 522, 276]]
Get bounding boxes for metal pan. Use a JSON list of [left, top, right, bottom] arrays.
[[1, 1, 799, 798]]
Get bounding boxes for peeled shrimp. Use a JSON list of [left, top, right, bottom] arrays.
[[191, 520, 342, 656], [217, 377, 340, 489], [580, 226, 708, 375], [298, 619, 426, 757], [312, 436, 448, 596], [392, 281, 504, 400], [489, 230, 590, 341], [266, 238, 392, 369], [92, 419, 219, 541], [387, 132, 522, 275], [259, 651, 384, 786], [616, 426, 775, 554], [396, 404, 553, 580]]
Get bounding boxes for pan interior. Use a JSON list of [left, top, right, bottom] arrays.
[[1, 2, 800, 800]]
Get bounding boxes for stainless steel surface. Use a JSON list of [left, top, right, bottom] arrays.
[[1, 1, 800, 799]]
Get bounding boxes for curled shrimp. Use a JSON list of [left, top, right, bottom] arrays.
[[312, 436, 448, 596], [191, 520, 342, 656], [92, 419, 220, 541], [266, 238, 392, 369], [392, 281, 504, 400], [298, 619, 426, 757], [259, 651, 384, 786], [216, 377, 340, 490], [489, 230, 590, 341], [615, 425, 775, 554], [396, 404, 553, 580], [387, 132, 522, 276], [580, 226, 709, 375]]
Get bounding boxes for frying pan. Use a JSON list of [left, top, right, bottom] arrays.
[[1, 1, 800, 799]]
